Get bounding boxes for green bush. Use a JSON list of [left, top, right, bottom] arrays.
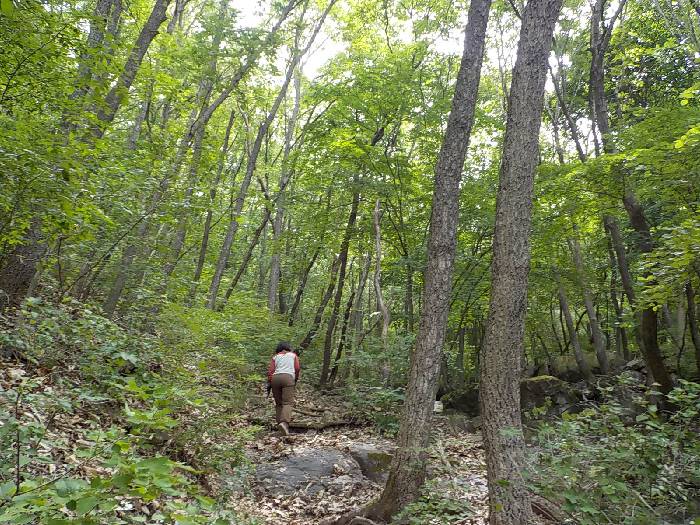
[[0, 297, 271, 523], [531, 379, 700, 524]]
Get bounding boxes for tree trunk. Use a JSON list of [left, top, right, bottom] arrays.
[[328, 284, 357, 385], [686, 281, 700, 377], [207, 2, 334, 308], [588, 0, 628, 154], [93, 0, 171, 137], [479, 0, 562, 522], [363, 0, 492, 520], [288, 247, 321, 326], [0, 218, 46, 311], [606, 235, 630, 360], [298, 256, 341, 352], [568, 229, 609, 373], [223, 209, 272, 302], [622, 191, 674, 394], [268, 69, 302, 312], [190, 108, 237, 303], [557, 277, 593, 381], [319, 187, 359, 386], [342, 253, 371, 383]]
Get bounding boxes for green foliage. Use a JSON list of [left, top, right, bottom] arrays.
[[395, 479, 473, 524], [346, 386, 404, 435], [0, 299, 260, 523], [532, 378, 700, 524]]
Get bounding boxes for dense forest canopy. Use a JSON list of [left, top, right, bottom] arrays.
[[1, 0, 699, 522]]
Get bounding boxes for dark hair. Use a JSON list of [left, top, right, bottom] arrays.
[[275, 341, 293, 353]]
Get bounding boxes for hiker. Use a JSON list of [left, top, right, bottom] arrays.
[[267, 341, 300, 436]]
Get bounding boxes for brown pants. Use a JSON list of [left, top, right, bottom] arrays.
[[271, 373, 295, 424]]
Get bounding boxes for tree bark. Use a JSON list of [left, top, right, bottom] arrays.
[[605, 231, 631, 360], [479, 0, 562, 522], [557, 275, 593, 381], [319, 187, 359, 386], [190, 108, 237, 303], [268, 69, 302, 312], [568, 228, 609, 373], [93, 0, 171, 137], [288, 247, 321, 326], [298, 256, 341, 352], [362, 0, 492, 520], [207, 1, 335, 308], [622, 191, 674, 394], [223, 209, 273, 302], [686, 280, 700, 377], [588, 0, 628, 154]]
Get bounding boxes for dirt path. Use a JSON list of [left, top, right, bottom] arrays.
[[228, 385, 489, 524]]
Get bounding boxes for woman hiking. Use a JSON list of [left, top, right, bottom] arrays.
[[267, 341, 300, 436]]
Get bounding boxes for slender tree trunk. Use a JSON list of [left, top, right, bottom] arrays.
[[686, 280, 700, 377], [588, 0, 628, 154], [373, 199, 392, 384], [319, 187, 359, 386], [288, 247, 321, 326], [342, 253, 371, 382], [606, 234, 630, 360], [93, 0, 171, 137], [223, 209, 272, 302], [568, 229, 609, 373], [328, 284, 356, 385], [557, 276, 593, 381], [190, 108, 237, 303], [298, 257, 341, 352], [479, 0, 562, 522], [405, 265, 414, 331], [268, 69, 302, 312], [359, 1, 492, 520], [622, 191, 674, 394], [207, 2, 334, 308]]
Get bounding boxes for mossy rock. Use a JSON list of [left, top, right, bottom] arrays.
[[347, 443, 394, 483], [520, 375, 582, 416]]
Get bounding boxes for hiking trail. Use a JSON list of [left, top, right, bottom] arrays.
[[226, 384, 490, 524]]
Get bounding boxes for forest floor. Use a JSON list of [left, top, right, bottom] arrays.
[[229, 384, 490, 524]]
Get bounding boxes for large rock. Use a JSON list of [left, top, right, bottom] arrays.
[[520, 375, 582, 418], [346, 443, 394, 483], [254, 448, 362, 495], [441, 386, 480, 416], [442, 376, 583, 419]]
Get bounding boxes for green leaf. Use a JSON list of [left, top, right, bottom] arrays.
[[75, 495, 98, 515]]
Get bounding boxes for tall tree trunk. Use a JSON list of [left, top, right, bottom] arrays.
[[268, 70, 301, 312], [190, 108, 237, 303], [606, 234, 630, 360], [479, 0, 562, 522], [588, 0, 628, 154], [0, 218, 45, 311], [361, 1, 492, 520], [328, 283, 357, 385], [622, 191, 674, 394], [298, 256, 341, 352], [405, 265, 415, 331], [686, 280, 700, 377], [93, 0, 171, 137], [207, 1, 335, 308], [288, 247, 321, 326], [568, 229, 609, 373], [557, 276, 593, 381], [223, 209, 272, 301], [373, 199, 392, 384], [319, 187, 359, 386], [342, 253, 371, 383]]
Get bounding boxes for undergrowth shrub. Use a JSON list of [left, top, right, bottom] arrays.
[[531, 378, 700, 524], [0, 296, 275, 523]]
